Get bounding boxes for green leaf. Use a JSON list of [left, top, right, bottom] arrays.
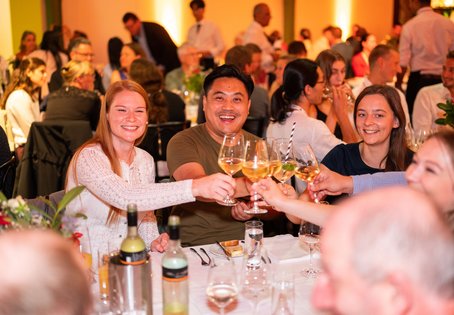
[[435, 118, 446, 125], [0, 191, 6, 202], [437, 102, 454, 111], [57, 186, 85, 211], [282, 162, 296, 172]]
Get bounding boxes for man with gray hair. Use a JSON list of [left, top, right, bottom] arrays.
[[164, 42, 201, 93], [49, 37, 105, 94], [312, 187, 454, 314], [0, 230, 92, 315]]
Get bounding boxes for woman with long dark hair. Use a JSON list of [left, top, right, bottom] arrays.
[[2, 58, 46, 146], [129, 58, 185, 123], [315, 49, 357, 141], [321, 85, 412, 187], [29, 30, 68, 96]]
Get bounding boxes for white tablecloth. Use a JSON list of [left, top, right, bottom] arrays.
[[149, 234, 323, 315]]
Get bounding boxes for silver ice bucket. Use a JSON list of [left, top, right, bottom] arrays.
[[108, 255, 153, 314]]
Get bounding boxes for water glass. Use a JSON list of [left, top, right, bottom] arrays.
[[271, 271, 295, 315], [244, 220, 264, 269]]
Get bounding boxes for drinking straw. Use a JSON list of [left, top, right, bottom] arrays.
[[284, 122, 296, 161]]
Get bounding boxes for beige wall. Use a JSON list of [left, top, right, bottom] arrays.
[[295, 0, 393, 43], [61, 0, 393, 66], [62, 0, 284, 66]]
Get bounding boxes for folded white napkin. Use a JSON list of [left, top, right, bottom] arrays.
[[264, 234, 318, 264]]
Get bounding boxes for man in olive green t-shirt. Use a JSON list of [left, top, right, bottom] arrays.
[[167, 65, 258, 246]]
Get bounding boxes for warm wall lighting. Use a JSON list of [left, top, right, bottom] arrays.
[[334, 0, 352, 40], [432, 0, 454, 7], [153, 0, 183, 45]]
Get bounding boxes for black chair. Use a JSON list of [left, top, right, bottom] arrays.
[[243, 116, 266, 138], [138, 120, 190, 181], [0, 156, 16, 198], [14, 120, 93, 198]]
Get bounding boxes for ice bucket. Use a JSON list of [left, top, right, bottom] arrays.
[[108, 255, 153, 314]]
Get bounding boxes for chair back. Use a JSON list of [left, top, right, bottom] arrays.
[[138, 120, 190, 181], [14, 120, 93, 198], [243, 116, 266, 138]]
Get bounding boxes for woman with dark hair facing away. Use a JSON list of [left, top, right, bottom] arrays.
[[29, 30, 68, 95], [129, 58, 185, 123], [65, 80, 235, 269], [45, 60, 101, 130], [2, 58, 46, 146], [315, 49, 357, 142], [102, 37, 123, 90], [321, 85, 412, 203], [110, 42, 145, 84]]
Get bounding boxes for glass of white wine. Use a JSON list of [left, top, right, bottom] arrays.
[[206, 258, 238, 315], [299, 222, 321, 277], [270, 138, 297, 185], [294, 143, 321, 203], [242, 139, 269, 214], [217, 133, 245, 206]]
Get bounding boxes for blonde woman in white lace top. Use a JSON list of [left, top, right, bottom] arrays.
[[66, 80, 235, 265]]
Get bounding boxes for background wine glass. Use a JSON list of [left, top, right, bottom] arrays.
[[294, 143, 321, 203], [270, 138, 297, 185], [241, 263, 270, 315], [299, 222, 321, 278], [242, 139, 269, 214], [217, 133, 245, 206], [206, 258, 238, 315]]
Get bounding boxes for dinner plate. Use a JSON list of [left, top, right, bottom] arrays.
[[208, 244, 244, 258]]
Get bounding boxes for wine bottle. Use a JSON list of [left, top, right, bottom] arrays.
[[162, 216, 188, 315], [119, 203, 147, 265]]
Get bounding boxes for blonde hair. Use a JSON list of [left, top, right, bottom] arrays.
[[61, 60, 94, 84], [70, 80, 150, 224]]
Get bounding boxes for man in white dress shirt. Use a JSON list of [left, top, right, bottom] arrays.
[[312, 187, 454, 314], [396, 0, 454, 116], [353, 44, 411, 128], [187, 0, 225, 70], [413, 51, 454, 132], [243, 3, 276, 73]]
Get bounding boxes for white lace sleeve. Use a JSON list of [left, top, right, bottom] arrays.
[[75, 146, 195, 210]]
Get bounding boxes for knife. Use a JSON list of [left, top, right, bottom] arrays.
[[215, 241, 231, 260]]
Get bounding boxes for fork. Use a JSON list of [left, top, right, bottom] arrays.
[[200, 248, 214, 266], [190, 248, 209, 266]]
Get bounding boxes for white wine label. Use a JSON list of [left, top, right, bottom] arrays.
[[162, 266, 188, 282], [119, 250, 147, 265]]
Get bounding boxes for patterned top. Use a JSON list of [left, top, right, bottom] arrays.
[[66, 144, 195, 269]]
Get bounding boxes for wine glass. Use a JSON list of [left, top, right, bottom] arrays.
[[270, 138, 297, 185], [206, 258, 238, 315], [299, 222, 321, 278], [294, 143, 321, 203], [242, 139, 269, 214], [241, 262, 270, 315], [217, 133, 245, 206]]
